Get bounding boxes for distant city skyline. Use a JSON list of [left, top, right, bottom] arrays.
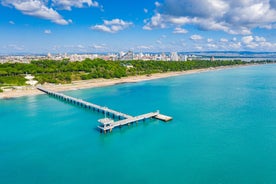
[[1, 0, 276, 54]]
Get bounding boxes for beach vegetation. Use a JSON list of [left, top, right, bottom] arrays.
[[0, 58, 254, 86], [0, 76, 27, 86]]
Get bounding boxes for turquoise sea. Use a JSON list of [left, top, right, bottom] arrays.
[[1, 64, 276, 184]]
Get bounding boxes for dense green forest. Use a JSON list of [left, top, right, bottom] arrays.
[[0, 58, 270, 89]]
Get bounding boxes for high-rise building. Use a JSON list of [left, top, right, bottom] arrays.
[[210, 56, 215, 61], [170, 52, 179, 61], [120, 51, 134, 61], [180, 54, 188, 61]]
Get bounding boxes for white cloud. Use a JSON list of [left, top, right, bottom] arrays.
[[142, 25, 152, 30], [5, 44, 24, 51], [190, 34, 203, 41], [156, 40, 162, 44], [92, 44, 106, 49], [155, 1, 161, 7], [91, 19, 133, 33], [137, 45, 153, 50], [44, 29, 51, 34], [169, 16, 195, 25], [52, 44, 94, 52], [103, 19, 130, 26], [207, 38, 214, 42], [242, 35, 254, 44], [240, 35, 276, 50], [195, 45, 203, 50], [143, 13, 166, 30], [77, 44, 85, 48], [2, 0, 70, 25], [62, 44, 88, 51], [259, 41, 276, 49], [255, 36, 266, 42], [9, 20, 15, 25], [229, 42, 242, 49], [173, 27, 188, 34], [52, 0, 99, 10], [220, 38, 228, 42], [144, 8, 148, 13], [154, 33, 274, 51], [144, 0, 276, 35], [245, 42, 259, 49], [1, 0, 101, 25], [91, 25, 111, 32], [207, 43, 218, 49], [260, 23, 276, 29]]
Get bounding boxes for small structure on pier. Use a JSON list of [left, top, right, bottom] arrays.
[[98, 118, 114, 133], [37, 86, 173, 134]]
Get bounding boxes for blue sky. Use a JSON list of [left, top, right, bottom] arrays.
[[1, 0, 276, 54]]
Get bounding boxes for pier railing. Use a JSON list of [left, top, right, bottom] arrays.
[[37, 86, 172, 133]]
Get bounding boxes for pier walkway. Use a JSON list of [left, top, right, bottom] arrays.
[[37, 86, 132, 119], [98, 111, 159, 133], [37, 86, 172, 133]]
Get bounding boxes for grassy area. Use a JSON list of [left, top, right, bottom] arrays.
[[0, 76, 27, 86]]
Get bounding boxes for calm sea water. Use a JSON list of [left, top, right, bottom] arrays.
[[1, 64, 276, 184]]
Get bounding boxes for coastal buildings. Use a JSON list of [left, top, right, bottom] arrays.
[[119, 51, 134, 61], [1, 51, 274, 63], [0, 52, 182, 63], [0, 55, 47, 63]]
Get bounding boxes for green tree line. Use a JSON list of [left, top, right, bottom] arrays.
[[0, 58, 269, 87]]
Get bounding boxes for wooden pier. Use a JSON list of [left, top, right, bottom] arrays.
[[97, 111, 161, 133], [37, 86, 172, 133], [37, 86, 132, 119]]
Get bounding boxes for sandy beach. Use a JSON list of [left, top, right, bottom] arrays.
[[0, 64, 254, 99]]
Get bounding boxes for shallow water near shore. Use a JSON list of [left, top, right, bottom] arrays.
[[1, 64, 276, 184]]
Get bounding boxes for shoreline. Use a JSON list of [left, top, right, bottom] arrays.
[[0, 64, 258, 99]]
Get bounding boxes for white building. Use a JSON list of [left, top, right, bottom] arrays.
[[170, 52, 179, 61], [180, 54, 188, 61]]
